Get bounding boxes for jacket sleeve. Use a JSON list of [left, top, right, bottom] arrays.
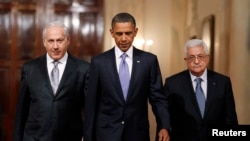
[[13, 65, 31, 141]]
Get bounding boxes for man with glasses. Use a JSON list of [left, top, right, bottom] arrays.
[[163, 39, 238, 141]]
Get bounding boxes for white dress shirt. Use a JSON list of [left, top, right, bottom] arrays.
[[47, 52, 68, 84], [190, 69, 208, 99], [115, 46, 133, 76]]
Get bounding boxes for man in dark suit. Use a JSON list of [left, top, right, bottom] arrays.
[[13, 21, 89, 141], [83, 12, 170, 141], [164, 39, 238, 141]]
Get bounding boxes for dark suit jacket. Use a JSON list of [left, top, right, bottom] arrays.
[[164, 70, 238, 141], [13, 53, 89, 141], [83, 47, 170, 141]]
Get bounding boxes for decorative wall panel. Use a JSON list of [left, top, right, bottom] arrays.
[[19, 0, 36, 3], [17, 11, 36, 60], [0, 0, 11, 2], [0, 68, 10, 114], [0, 10, 11, 60], [52, 11, 72, 32], [78, 13, 96, 58]]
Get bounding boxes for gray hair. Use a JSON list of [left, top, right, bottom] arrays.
[[184, 39, 209, 55], [42, 21, 70, 39]]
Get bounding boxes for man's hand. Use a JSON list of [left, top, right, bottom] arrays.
[[158, 128, 170, 141]]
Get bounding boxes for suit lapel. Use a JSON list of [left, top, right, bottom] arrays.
[[126, 47, 142, 101], [204, 70, 217, 117], [183, 70, 217, 118], [182, 71, 203, 118], [37, 54, 78, 97], [55, 54, 76, 97], [38, 55, 55, 96], [104, 48, 125, 101]]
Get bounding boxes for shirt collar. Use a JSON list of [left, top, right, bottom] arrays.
[[115, 46, 133, 59], [190, 69, 207, 82], [46, 52, 68, 64]]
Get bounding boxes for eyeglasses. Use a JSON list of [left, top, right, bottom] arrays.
[[185, 54, 208, 62]]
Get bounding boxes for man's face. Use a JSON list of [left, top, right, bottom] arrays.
[[110, 22, 138, 52], [184, 45, 210, 77], [43, 26, 70, 60]]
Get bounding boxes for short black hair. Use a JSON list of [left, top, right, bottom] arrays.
[[111, 12, 136, 28]]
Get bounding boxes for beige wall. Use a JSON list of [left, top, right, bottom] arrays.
[[104, 0, 250, 140], [229, 0, 250, 123]]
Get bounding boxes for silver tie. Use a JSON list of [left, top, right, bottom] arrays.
[[51, 61, 59, 94]]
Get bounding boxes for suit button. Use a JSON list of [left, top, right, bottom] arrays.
[[121, 121, 125, 124]]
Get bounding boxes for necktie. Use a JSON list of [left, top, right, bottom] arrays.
[[119, 53, 130, 100], [195, 78, 206, 118], [51, 61, 59, 94]]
